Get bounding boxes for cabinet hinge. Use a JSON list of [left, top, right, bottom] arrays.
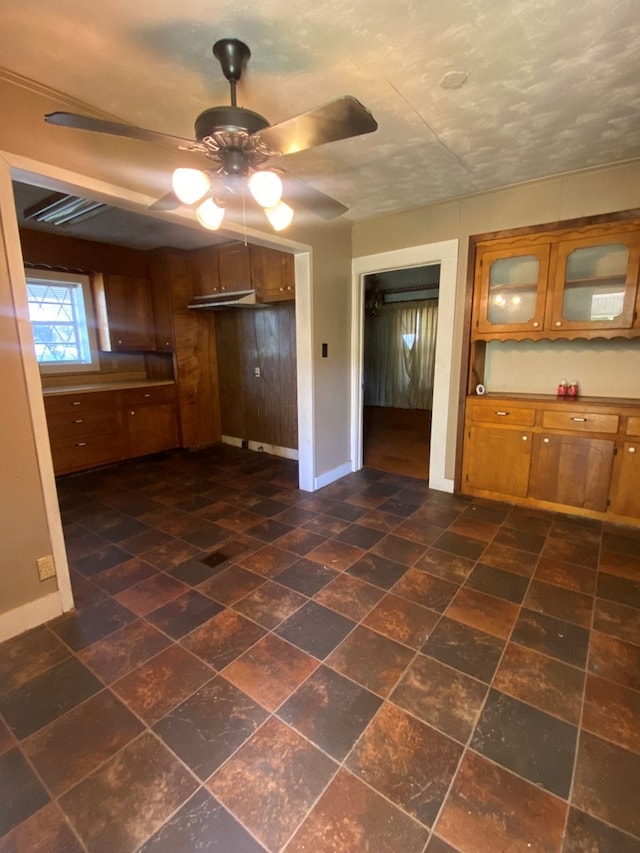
[[607, 498, 611, 507], [613, 446, 618, 455]]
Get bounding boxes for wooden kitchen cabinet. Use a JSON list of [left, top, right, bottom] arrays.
[[93, 272, 156, 352], [251, 245, 295, 302], [609, 417, 640, 519], [474, 244, 550, 334], [217, 243, 252, 292], [464, 424, 533, 497], [547, 232, 640, 332], [470, 219, 640, 342], [190, 246, 221, 297], [461, 394, 640, 525], [528, 433, 615, 512], [44, 390, 123, 474], [44, 384, 179, 474], [122, 385, 179, 458]]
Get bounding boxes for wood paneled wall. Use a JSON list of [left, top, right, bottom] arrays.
[[215, 304, 297, 449]]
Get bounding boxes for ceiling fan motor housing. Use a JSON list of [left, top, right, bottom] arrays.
[[194, 106, 270, 141]]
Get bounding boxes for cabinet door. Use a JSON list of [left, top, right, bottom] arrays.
[[218, 243, 252, 292], [474, 245, 551, 334], [547, 233, 640, 331], [529, 434, 614, 511], [97, 273, 156, 351], [464, 425, 532, 497], [609, 442, 640, 519], [190, 246, 221, 297], [126, 403, 179, 458], [251, 246, 295, 302]]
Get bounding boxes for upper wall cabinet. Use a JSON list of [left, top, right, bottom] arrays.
[[217, 243, 252, 292], [471, 221, 640, 340], [475, 245, 551, 334], [251, 246, 295, 303], [547, 233, 640, 332], [93, 272, 156, 352]]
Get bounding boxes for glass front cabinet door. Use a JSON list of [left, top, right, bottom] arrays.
[[475, 245, 551, 334], [548, 233, 640, 331]]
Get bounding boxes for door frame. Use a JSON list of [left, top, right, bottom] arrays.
[[351, 239, 459, 492]]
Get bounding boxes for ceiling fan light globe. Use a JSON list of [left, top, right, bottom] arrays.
[[264, 201, 294, 231], [196, 197, 225, 230], [249, 170, 283, 208], [172, 168, 210, 205]]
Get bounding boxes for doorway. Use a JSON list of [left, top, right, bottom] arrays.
[[362, 265, 440, 479], [351, 239, 459, 493]]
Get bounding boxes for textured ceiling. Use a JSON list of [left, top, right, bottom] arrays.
[[3, 0, 640, 235]]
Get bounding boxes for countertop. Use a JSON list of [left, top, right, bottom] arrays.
[[42, 380, 175, 396]]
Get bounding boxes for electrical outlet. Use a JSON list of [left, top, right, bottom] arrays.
[[37, 555, 56, 582]]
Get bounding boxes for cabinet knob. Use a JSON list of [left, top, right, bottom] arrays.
[[71, 401, 81, 406], [629, 446, 637, 454], [495, 411, 510, 417], [165, 341, 171, 347], [117, 339, 123, 344], [144, 393, 151, 398], [532, 321, 540, 328], [543, 437, 550, 444], [76, 442, 87, 447], [130, 410, 136, 416], [554, 321, 562, 327], [521, 435, 528, 441], [73, 419, 83, 424]]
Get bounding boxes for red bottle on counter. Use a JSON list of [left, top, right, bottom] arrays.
[[567, 380, 579, 397]]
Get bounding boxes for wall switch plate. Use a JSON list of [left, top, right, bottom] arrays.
[[37, 555, 56, 581]]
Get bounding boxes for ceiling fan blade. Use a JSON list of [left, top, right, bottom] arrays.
[[254, 96, 377, 157], [44, 112, 200, 152], [149, 192, 182, 212], [280, 172, 348, 220]]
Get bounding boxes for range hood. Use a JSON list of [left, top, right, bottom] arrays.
[[187, 290, 258, 310]]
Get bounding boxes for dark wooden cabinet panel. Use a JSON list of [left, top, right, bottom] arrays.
[[218, 243, 252, 292], [190, 246, 221, 297], [609, 442, 640, 519], [94, 273, 156, 352], [251, 245, 295, 302], [529, 433, 614, 512], [125, 403, 179, 458]]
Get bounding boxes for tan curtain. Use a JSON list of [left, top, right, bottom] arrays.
[[364, 298, 438, 409]]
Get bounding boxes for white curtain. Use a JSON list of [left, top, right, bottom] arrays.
[[364, 299, 438, 409]]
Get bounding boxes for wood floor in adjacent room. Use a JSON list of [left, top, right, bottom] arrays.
[[363, 405, 431, 480]]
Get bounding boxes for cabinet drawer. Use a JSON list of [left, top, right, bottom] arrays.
[[627, 416, 640, 437], [47, 408, 119, 441], [541, 410, 619, 434], [50, 433, 123, 474], [44, 390, 116, 417], [469, 403, 536, 427], [122, 385, 176, 407]]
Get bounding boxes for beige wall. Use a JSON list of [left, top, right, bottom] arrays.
[[353, 161, 640, 477], [0, 180, 56, 614]]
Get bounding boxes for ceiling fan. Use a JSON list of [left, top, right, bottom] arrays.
[[44, 38, 378, 232]]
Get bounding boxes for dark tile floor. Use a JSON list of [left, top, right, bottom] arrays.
[[1, 445, 640, 852]]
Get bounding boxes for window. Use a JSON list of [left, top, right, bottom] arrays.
[[25, 270, 98, 372]]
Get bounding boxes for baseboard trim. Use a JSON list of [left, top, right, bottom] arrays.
[[221, 436, 298, 461], [314, 461, 353, 490], [0, 592, 63, 643]]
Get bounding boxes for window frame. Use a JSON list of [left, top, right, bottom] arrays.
[[25, 269, 99, 374]]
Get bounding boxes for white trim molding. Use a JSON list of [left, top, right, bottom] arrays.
[[0, 593, 64, 644], [351, 239, 459, 493]]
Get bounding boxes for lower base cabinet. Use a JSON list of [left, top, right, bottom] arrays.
[[462, 395, 640, 526], [528, 434, 614, 512], [45, 384, 179, 475]]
